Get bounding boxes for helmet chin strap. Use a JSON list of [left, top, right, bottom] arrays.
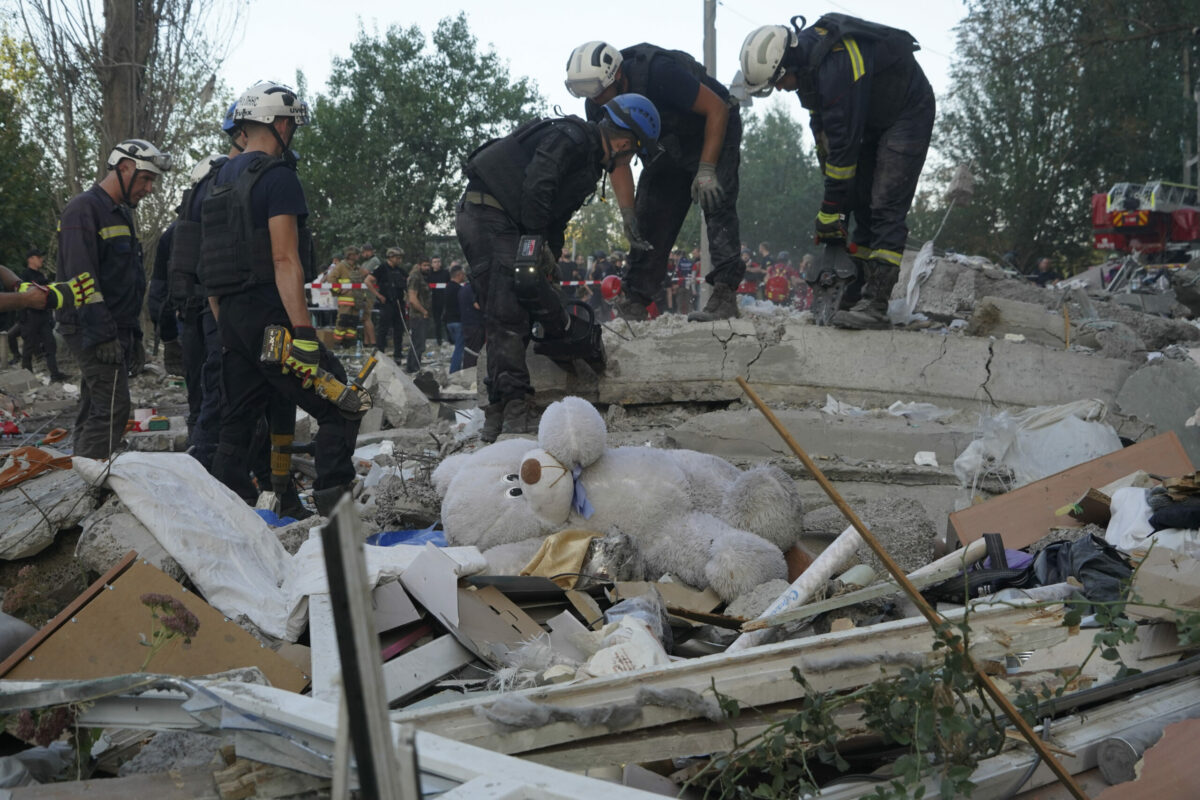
[[598, 124, 636, 174], [271, 120, 297, 166], [115, 166, 139, 207]]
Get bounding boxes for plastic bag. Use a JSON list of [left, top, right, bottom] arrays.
[[604, 589, 672, 651]]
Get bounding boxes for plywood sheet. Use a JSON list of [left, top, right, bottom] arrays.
[[2, 557, 308, 691], [948, 432, 1193, 549]]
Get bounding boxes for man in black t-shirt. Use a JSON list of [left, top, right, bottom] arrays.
[[566, 41, 743, 322], [202, 81, 358, 517], [373, 246, 408, 361]]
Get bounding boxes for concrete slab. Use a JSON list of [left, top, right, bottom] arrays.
[[535, 318, 1133, 413], [0, 469, 92, 560], [668, 407, 978, 467], [965, 296, 1071, 347], [365, 352, 435, 429], [1117, 359, 1200, 465], [126, 416, 188, 452]]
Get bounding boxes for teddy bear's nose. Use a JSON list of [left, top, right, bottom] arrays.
[[520, 458, 542, 484]]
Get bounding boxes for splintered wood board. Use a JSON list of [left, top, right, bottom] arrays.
[[948, 432, 1193, 549], [0, 554, 308, 691]]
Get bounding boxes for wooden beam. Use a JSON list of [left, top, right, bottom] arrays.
[[320, 496, 417, 799], [394, 602, 1070, 757]]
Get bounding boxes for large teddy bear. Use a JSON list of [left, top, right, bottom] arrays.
[[433, 396, 805, 601]]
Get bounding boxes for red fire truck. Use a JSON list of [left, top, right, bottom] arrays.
[[1092, 181, 1200, 263]]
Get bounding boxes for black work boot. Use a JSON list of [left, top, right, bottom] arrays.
[[832, 261, 899, 330], [614, 294, 649, 321], [500, 396, 537, 436], [687, 283, 739, 322], [479, 402, 504, 443], [314, 485, 352, 517]]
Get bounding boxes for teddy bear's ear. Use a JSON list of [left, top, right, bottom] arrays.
[[538, 396, 607, 468]]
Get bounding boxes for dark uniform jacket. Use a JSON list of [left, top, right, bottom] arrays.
[[55, 185, 144, 349], [464, 118, 604, 258], [782, 20, 925, 212]]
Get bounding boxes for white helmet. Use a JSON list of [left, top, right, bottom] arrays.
[[233, 80, 311, 126], [188, 153, 225, 185], [565, 41, 623, 99], [739, 25, 796, 98], [106, 138, 173, 175]]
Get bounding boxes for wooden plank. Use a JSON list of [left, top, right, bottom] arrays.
[[2, 557, 307, 691], [0, 550, 137, 677], [320, 495, 417, 799], [308, 593, 339, 704], [948, 432, 1193, 549], [394, 602, 1071, 757], [383, 634, 475, 706], [8, 765, 218, 799]]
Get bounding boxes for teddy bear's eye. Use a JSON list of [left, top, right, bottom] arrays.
[[506, 487, 523, 497], [504, 473, 519, 482]]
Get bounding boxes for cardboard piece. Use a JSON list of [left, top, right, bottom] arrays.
[[1128, 546, 1200, 622], [1062, 487, 1113, 525], [1138, 622, 1200, 660], [400, 543, 544, 666], [0, 555, 308, 691], [948, 432, 1194, 549], [566, 589, 605, 630], [372, 579, 421, 634], [612, 581, 722, 614]]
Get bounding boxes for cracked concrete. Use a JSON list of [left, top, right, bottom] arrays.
[[525, 316, 1134, 414]]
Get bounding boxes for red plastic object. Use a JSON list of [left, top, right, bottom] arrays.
[[600, 274, 622, 301]]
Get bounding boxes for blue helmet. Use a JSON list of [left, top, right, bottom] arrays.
[[222, 101, 239, 136], [601, 93, 660, 156]]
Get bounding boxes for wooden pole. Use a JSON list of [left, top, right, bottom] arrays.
[[735, 376, 1089, 800]]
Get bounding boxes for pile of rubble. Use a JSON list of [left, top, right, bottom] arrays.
[[3, 250, 1200, 798]]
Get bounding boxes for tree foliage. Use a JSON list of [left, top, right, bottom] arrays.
[[0, 32, 56, 266], [738, 102, 824, 258], [937, 0, 1198, 271], [301, 14, 542, 260]]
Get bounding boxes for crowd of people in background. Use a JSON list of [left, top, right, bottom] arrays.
[[308, 244, 483, 375]]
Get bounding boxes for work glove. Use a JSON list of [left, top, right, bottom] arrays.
[[283, 326, 321, 389], [690, 162, 725, 213], [620, 207, 653, 251], [128, 338, 146, 377], [163, 338, 184, 376], [93, 339, 124, 365], [51, 272, 97, 309], [814, 211, 848, 245]]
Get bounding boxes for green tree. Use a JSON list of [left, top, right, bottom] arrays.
[[0, 86, 55, 267], [302, 14, 542, 260], [938, 0, 1198, 271], [738, 102, 824, 258], [0, 32, 56, 266]]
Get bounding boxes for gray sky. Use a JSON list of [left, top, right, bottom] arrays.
[[221, 0, 966, 120]]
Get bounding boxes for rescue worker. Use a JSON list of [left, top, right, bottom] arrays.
[[373, 246, 407, 361], [329, 245, 363, 346], [57, 138, 171, 458], [565, 41, 742, 322], [17, 248, 68, 381], [200, 81, 358, 516], [737, 14, 935, 329], [455, 93, 660, 440]]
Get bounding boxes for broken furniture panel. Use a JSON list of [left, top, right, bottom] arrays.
[[0, 552, 308, 692], [949, 432, 1193, 549]]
